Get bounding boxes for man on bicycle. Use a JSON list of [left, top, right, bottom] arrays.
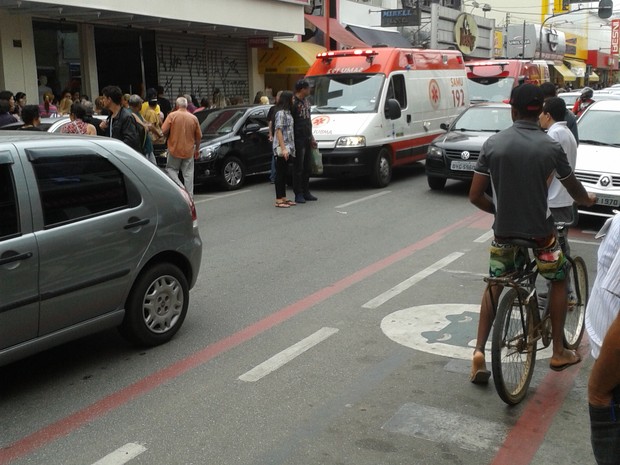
[[468, 84, 596, 384]]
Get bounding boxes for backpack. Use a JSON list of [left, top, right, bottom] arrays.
[[131, 113, 148, 155]]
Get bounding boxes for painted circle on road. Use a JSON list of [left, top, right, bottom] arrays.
[[381, 304, 551, 360]]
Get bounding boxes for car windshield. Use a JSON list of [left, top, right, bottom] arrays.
[[578, 109, 620, 146], [310, 74, 385, 113], [452, 106, 513, 132], [200, 109, 245, 136], [467, 77, 515, 103]]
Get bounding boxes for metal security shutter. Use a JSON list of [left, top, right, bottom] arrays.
[[155, 33, 249, 103]]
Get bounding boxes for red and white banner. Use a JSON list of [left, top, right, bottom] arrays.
[[612, 19, 620, 55]]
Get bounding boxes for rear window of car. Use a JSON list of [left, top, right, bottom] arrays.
[[0, 159, 19, 240], [27, 148, 129, 228]]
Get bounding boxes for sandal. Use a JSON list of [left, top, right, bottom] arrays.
[[283, 199, 296, 206], [275, 201, 290, 208]]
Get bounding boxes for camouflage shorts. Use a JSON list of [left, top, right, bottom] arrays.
[[489, 235, 567, 281]]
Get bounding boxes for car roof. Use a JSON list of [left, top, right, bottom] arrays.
[[583, 100, 620, 111], [469, 102, 511, 109]]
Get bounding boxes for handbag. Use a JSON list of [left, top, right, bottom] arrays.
[[310, 147, 323, 175]]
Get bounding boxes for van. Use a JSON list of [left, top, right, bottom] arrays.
[[466, 59, 550, 103], [305, 47, 470, 187]]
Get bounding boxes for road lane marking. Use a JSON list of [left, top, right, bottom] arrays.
[[0, 210, 487, 465], [570, 238, 599, 246], [473, 230, 493, 243], [362, 252, 465, 309], [335, 191, 391, 209], [91, 443, 146, 465], [239, 327, 339, 382], [194, 190, 251, 204]]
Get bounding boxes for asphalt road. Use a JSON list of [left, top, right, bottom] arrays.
[[0, 165, 606, 465]]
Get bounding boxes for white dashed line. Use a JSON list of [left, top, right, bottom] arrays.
[[473, 230, 494, 243], [335, 191, 391, 209], [91, 443, 146, 465], [239, 327, 339, 382], [362, 252, 465, 309], [194, 189, 252, 204]]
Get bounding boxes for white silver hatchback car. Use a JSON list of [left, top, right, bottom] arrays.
[[0, 132, 202, 366], [575, 100, 620, 218]]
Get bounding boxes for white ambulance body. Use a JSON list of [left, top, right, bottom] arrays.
[[306, 47, 469, 187]]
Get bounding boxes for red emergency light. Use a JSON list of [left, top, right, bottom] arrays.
[[317, 49, 379, 64]]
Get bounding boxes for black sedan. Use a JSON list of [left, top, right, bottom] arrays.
[[194, 104, 273, 190], [425, 102, 513, 190]]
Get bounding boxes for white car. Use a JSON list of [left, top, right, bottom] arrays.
[[575, 100, 620, 218]]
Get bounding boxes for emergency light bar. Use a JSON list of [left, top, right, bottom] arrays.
[[465, 61, 509, 71], [317, 49, 378, 60]]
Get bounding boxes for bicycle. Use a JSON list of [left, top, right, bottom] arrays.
[[484, 223, 589, 405]]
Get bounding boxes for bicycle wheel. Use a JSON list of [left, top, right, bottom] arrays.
[[491, 287, 538, 405], [564, 256, 588, 350]]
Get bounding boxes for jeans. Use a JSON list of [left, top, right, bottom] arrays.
[[293, 138, 312, 195], [269, 156, 276, 182], [589, 385, 620, 465], [166, 155, 194, 197]]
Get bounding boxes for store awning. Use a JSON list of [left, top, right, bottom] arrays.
[[589, 70, 600, 82], [257, 40, 326, 74], [565, 59, 586, 78], [552, 62, 576, 81], [346, 24, 412, 48], [304, 14, 369, 49]]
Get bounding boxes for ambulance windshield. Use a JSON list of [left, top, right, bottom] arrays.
[[310, 74, 385, 113], [467, 77, 515, 103]]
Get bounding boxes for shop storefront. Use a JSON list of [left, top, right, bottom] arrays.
[[587, 50, 618, 87]]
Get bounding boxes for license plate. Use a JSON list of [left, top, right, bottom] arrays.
[[595, 194, 620, 207], [450, 160, 477, 171]]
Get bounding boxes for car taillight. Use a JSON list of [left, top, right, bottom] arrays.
[[179, 187, 198, 226]]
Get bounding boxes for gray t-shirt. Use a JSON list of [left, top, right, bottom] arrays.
[[475, 120, 573, 239]]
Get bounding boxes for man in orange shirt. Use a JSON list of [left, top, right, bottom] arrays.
[[162, 96, 202, 197]]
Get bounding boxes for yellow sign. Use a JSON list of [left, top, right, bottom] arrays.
[[494, 31, 504, 57]]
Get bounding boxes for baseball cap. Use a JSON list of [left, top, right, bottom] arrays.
[[295, 79, 310, 91], [149, 97, 158, 104], [504, 84, 544, 112]]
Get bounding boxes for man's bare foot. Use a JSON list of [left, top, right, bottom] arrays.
[[470, 350, 491, 384], [549, 349, 581, 372]]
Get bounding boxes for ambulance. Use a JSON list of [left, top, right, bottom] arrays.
[[305, 47, 469, 187], [466, 59, 550, 103]]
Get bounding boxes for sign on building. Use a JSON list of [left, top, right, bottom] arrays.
[[381, 8, 421, 27], [612, 19, 620, 55]]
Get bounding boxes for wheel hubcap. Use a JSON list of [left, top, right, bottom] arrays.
[[142, 275, 183, 333], [379, 157, 389, 180], [224, 162, 242, 186]]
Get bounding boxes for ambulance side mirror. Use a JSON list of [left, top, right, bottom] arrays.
[[385, 99, 402, 120]]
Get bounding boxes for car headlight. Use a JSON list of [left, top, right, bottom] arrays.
[[198, 143, 220, 161], [427, 145, 444, 158], [336, 136, 366, 147]]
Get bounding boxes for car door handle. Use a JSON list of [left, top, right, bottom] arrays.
[[0, 251, 33, 266], [124, 218, 150, 230]]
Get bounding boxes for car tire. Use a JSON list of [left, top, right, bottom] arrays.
[[119, 263, 189, 346], [220, 156, 245, 190], [369, 148, 392, 188], [427, 176, 447, 190]]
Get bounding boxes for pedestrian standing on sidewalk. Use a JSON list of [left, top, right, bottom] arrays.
[[161, 96, 202, 197], [272, 91, 296, 208], [586, 213, 620, 465], [128, 94, 157, 164], [291, 79, 318, 204]]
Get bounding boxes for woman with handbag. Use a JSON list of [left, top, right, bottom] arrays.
[[273, 91, 295, 208]]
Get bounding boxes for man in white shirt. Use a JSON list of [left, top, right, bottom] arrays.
[[538, 97, 578, 255], [586, 213, 620, 465]]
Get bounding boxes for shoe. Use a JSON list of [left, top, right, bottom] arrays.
[[274, 200, 290, 208], [470, 350, 491, 384], [304, 193, 318, 201], [283, 198, 296, 206], [295, 194, 306, 204]]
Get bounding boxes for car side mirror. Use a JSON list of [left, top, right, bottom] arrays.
[[440, 122, 449, 131], [385, 99, 401, 120], [243, 123, 261, 134]]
